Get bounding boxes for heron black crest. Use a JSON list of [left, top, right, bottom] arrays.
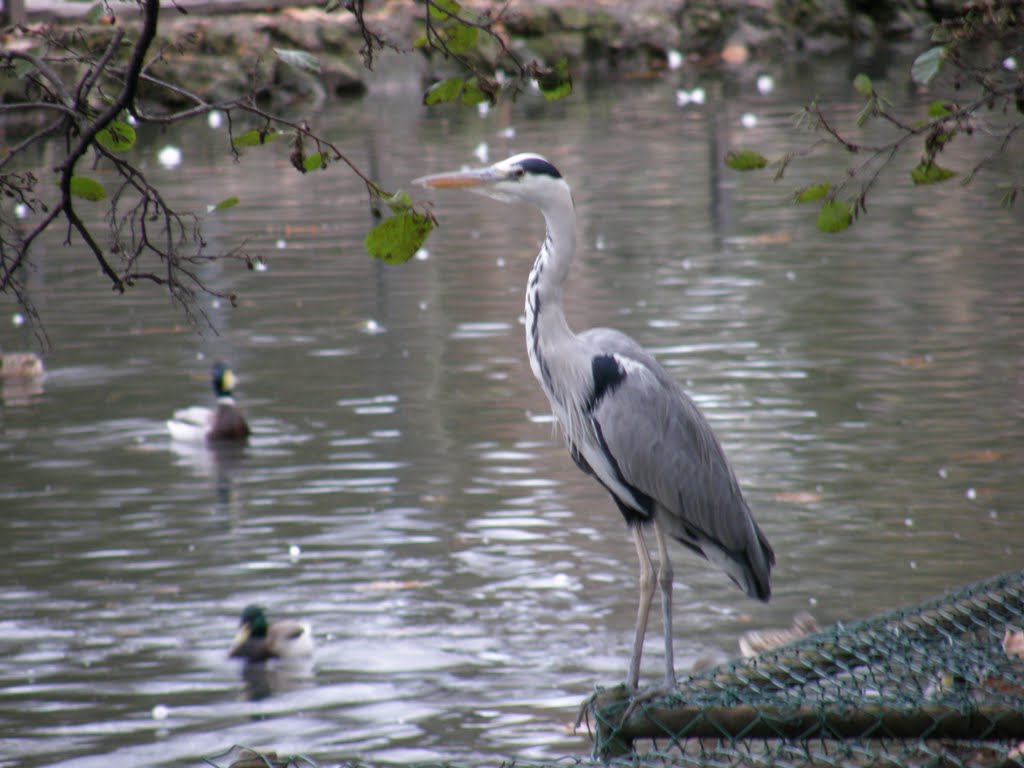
[[517, 156, 562, 179]]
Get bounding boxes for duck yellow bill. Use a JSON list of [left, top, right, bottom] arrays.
[[412, 167, 501, 189], [229, 625, 251, 654]]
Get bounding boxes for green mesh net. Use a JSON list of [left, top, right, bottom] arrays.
[[582, 568, 1024, 766]]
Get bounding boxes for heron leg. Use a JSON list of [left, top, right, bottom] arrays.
[[653, 521, 676, 689], [627, 525, 657, 691]]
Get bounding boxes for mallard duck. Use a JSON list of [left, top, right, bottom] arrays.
[[0, 352, 44, 380], [167, 361, 250, 444], [739, 611, 820, 658], [228, 605, 314, 663]]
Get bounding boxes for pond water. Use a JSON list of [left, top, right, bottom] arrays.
[[1, 45, 1022, 767]]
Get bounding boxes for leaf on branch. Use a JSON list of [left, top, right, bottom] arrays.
[[428, 0, 462, 22], [303, 152, 326, 172], [460, 76, 490, 106], [212, 196, 240, 211], [444, 22, 479, 54], [816, 199, 852, 233], [274, 48, 322, 74], [379, 189, 414, 214], [424, 76, 464, 105], [365, 211, 435, 264], [233, 129, 283, 148], [537, 59, 572, 101], [69, 175, 108, 202], [724, 149, 768, 171], [95, 120, 137, 153], [928, 100, 953, 118], [852, 73, 873, 97], [794, 182, 831, 203], [911, 161, 955, 185], [912, 45, 947, 86]]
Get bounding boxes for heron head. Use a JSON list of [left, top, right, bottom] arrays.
[[413, 153, 571, 208]]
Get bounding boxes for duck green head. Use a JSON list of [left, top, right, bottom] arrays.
[[212, 361, 238, 398], [238, 604, 269, 638]]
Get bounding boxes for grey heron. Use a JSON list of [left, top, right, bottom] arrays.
[[414, 153, 774, 691]]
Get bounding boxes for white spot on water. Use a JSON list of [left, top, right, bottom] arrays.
[[207, 110, 224, 129], [675, 87, 706, 107], [741, 112, 759, 128], [158, 145, 182, 169], [667, 49, 683, 70], [756, 74, 775, 94], [152, 704, 170, 720]]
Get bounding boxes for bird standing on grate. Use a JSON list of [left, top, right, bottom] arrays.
[[415, 153, 775, 691]]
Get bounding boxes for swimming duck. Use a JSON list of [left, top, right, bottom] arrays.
[[167, 362, 250, 444], [228, 605, 314, 663]]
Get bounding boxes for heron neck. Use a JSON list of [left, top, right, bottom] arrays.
[[525, 195, 577, 395]]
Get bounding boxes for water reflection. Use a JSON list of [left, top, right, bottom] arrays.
[[1, 51, 1022, 768]]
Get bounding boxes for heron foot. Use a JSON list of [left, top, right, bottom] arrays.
[[620, 681, 677, 723], [574, 683, 631, 735]]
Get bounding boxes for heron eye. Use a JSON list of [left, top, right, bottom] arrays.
[[511, 167, 526, 179]]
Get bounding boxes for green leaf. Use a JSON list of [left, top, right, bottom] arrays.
[[537, 59, 572, 101], [424, 76, 464, 105], [912, 45, 947, 86], [795, 182, 831, 203], [212, 196, 240, 211], [379, 189, 413, 214], [274, 48, 321, 73], [460, 76, 488, 106], [444, 22, 478, 54], [95, 120, 137, 153], [816, 199, 852, 233], [724, 149, 768, 171], [365, 211, 435, 264], [69, 175, 107, 202], [303, 152, 326, 172], [911, 161, 955, 185], [927, 100, 952, 118], [233, 129, 282, 148], [852, 73, 873, 97], [412, 34, 429, 48], [428, 0, 460, 21]]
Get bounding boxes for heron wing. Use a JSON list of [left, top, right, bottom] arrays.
[[579, 328, 774, 600]]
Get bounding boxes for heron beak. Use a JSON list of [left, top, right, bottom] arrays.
[[412, 167, 503, 189]]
